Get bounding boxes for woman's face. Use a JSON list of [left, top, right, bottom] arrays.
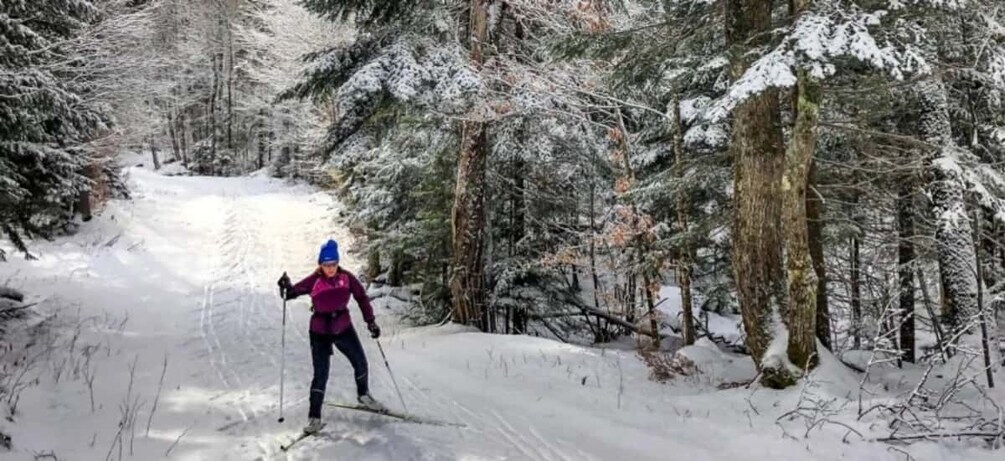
[[320, 262, 338, 277]]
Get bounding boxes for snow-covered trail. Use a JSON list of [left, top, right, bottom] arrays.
[[3, 167, 995, 460]]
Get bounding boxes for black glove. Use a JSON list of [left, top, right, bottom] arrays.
[[367, 322, 381, 339], [277, 273, 293, 298]]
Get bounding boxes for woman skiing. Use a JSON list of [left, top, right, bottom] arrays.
[[277, 239, 384, 434]]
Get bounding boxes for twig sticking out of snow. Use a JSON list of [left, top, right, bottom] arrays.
[[164, 425, 192, 457], [857, 303, 1005, 446], [778, 370, 864, 443], [145, 354, 169, 437]]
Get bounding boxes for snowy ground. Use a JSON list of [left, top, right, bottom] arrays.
[[1, 164, 1002, 460]]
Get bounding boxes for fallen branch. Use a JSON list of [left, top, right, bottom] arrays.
[[0, 286, 25, 302], [875, 431, 1005, 443], [575, 305, 664, 339], [531, 315, 569, 343]]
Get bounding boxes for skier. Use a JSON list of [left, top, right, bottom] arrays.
[[277, 239, 384, 434]]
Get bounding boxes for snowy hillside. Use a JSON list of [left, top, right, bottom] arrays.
[[0, 166, 998, 460]]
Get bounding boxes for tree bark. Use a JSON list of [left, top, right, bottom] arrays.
[[897, 177, 916, 363], [850, 200, 862, 349], [807, 163, 830, 350], [780, 63, 821, 376], [671, 94, 696, 346], [451, 119, 488, 328], [450, 0, 494, 330], [920, 77, 978, 338], [726, 0, 787, 387]]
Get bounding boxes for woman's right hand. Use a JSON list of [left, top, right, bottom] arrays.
[[277, 272, 293, 297]]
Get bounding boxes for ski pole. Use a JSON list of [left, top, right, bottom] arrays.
[[375, 339, 408, 413], [278, 274, 288, 423]]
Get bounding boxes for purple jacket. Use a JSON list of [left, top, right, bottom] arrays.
[[290, 269, 375, 335]]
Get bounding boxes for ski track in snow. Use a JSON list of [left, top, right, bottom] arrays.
[[6, 166, 1000, 461]]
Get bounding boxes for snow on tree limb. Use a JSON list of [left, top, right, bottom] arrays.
[[706, 5, 929, 121]]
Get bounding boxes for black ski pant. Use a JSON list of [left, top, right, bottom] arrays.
[[308, 327, 368, 418]]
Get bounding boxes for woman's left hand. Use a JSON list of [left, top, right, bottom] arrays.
[[367, 322, 381, 339]]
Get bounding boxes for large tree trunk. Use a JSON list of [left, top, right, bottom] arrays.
[[920, 78, 978, 338], [780, 60, 822, 376], [726, 0, 787, 387], [898, 178, 916, 363], [450, 0, 494, 330], [671, 94, 696, 346], [450, 120, 488, 328], [807, 163, 830, 350]]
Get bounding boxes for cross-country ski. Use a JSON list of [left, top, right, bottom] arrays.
[[279, 424, 326, 452], [325, 402, 465, 427], [4, 1, 1005, 460]]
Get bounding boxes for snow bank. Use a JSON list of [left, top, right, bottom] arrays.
[[1, 167, 1001, 460], [657, 285, 743, 345]]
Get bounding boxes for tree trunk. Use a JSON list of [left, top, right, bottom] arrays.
[[671, 94, 696, 346], [511, 156, 525, 255], [851, 232, 862, 350], [450, 0, 494, 330], [726, 0, 787, 387], [167, 109, 181, 163], [389, 249, 406, 287], [589, 181, 605, 342], [267, 113, 275, 164], [450, 119, 489, 328], [780, 63, 821, 376], [807, 163, 830, 350], [150, 135, 161, 170], [209, 53, 221, 174], [76, 163, 95, 222], [920, 77, 978, 338], [897, 178, 916, 363], [179, 111, 189, 166], [917, 267, 948, 358], [972, 206, 996, 387], [366, 248, 381, 283], [227, 23, 235, 152]]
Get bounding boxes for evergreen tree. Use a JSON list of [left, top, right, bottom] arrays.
[[0, 0, 108, 259], [285, 1, 610, 334]]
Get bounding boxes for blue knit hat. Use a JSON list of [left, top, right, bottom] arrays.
[[318, 239, 340, 264]]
